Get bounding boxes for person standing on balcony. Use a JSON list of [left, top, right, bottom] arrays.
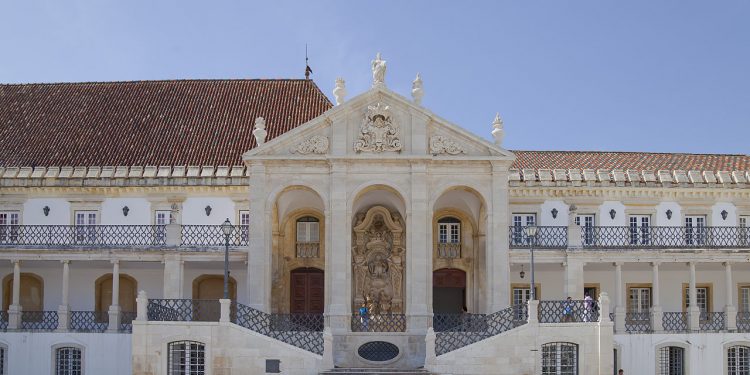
[[584, 293, 594, 322], [563, 296, 574, 322]]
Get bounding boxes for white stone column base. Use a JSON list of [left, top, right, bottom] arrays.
[[424, 327, 436, 367], [8, 304, 22, 330], [108, 305, 122, 332], [321, 327, 334, 369], [57, 305, 70, 331], [651, 306, 664, 332], [726, 305, 738, 331], [688, 306, 701, 331], [614, 306, 626, 333], [219, 299, 231, 323]]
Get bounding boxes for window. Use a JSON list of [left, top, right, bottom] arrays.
[[168, 341, 205, 375], [512, 285, 539, 319], [296, 216, 319, 258], [154, 210, 171, 242], [740, 286, 750, 312], [542, 342, 578, 375], [685, 215, 706, 246], [511, 213, 537, 245], [239, 210, 250, 242], [74, 211, 97, 243], [0, 211, 19, 243], [575, 214, 595, 245], [55, 346, 82, 375], [0, 345, 6, 375], [437, 217, 460, 244], [684, 285, 711, 314], [627, 286, 651, 313], [658, 346, 684, 375], [629, 215, 650, 245], [740, 216, 749, 246], [728, 345, 750, 375]]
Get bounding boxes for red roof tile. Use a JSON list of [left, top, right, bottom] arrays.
[[511, 151, 750, 172], [0, 79, 332, 167]]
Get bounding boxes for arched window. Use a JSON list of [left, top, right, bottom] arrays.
[[728, 345, 750, 375], [542, 342, 578, 375], [95, 274, 137, 314], [658, 346, 685, 375], [296, 216, 320, 258], [2, 273, 43, 311], [437, 217, 460, 244], [54, 346, 82, 375], [168, 341, 205, 375]]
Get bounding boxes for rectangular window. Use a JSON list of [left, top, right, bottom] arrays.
[[296, 221, 319, 243], [438, 223, 460, 244], [740, 216, 749, 246], [740, 286, 750, 312], [575, 214, 595, 245], [0, 211, 20, 243], [511, 213, 537, 245], [154, 210, 171, 243], [627, 287, 651, 313], [75, 210, 98, 243], [55, 347, 82, 375], [658, 346, 684, 375], [239, 210, 250, 242], [683, 285, 711, 313], [628, 215, 650, 245], [728, 345, 750, 375], [168, 341, 205, 375], [684, 215, 706, 246]]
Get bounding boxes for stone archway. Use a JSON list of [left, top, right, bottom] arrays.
[[352, 205, 405, 314], [433, 268, 466, 314]]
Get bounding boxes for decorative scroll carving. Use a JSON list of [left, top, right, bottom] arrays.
[[429, 135, 465, 155], [353, 103, 402, 153], [352, 206, 405, 314], [290, 135, 329, 155]]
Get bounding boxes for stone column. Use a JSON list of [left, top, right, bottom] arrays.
[[597, 293, 614, 375], [57, 260, 71, 331], [564, 259, 584, 299], [247, 161, 270, 312], [8, 259, 22, 329], [688, 262, 700, 330], [651, 262, 663, 331], [489, 162, 511, 313], [407, 162, 431, 333], [162, 254, 184, 298], [108, 260, 122, 332], [327, 162, 350, 332], [725, 262, 737, 330], [614, 262, 625, 333]]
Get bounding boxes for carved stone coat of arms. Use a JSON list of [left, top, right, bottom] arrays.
[[353, 103, 402, 153]]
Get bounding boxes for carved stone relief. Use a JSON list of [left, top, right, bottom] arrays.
[[290, 135, 329, 155], [429, 135, 465, 155], [353, 103, 402, 153], [352, 206, 405, 314]]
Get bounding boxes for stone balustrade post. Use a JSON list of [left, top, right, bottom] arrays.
[[598, 292, 610, 323], [136, 290, 148, 322], [527, 300, 539, 324], [219, 299, 231, 323], [322, 327, 335, 369], [165, 223, 182, 247], [568, 223, 582, 249], [424, 327, 436, 367], [597, 292, 615, 375]]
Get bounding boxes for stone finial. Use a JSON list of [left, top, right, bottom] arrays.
[[411, 73, 424, 105], [253, 117, 267, 145], [491, 113, 504, 146], [333, 77, 347, 105], [371, 52, 387, 87]]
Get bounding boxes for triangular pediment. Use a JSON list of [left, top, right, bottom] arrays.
[[243, 85, 514, 162]]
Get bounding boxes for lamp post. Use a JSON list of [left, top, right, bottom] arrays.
[[524, 225, 538, 301], [221, 218, 235, 300]]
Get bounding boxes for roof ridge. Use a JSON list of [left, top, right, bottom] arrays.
[[0, 78, 318, 86], [511, 150, 749, 157]]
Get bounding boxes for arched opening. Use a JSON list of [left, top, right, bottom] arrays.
[[433, 268, 466, 314], [2, 273, 43, 311], [95, 273, 137, 313], [289, 267, 324, 314], [192, 274, 237, 300]]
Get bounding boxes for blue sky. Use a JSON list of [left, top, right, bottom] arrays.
[[1, 1, 748, 154]]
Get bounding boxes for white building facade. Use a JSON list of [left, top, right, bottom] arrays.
[[1, 56, 749, 375]]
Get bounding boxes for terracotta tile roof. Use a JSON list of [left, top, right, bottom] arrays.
[[0, 79, 332, 167], [511, 150, 750, 172]]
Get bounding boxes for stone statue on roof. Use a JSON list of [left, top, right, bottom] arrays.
[[371, 53, 387, 87]]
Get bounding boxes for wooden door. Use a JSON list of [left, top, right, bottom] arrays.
[[290, 268, 324, 314]]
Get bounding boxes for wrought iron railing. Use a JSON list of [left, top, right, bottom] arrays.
[[0, 311, 7, 330], [737, 312, 750, 332], [70, 311, 109, 332], [120, 311, 136, 332], [436, 243, 461, 259], [509, 226, 567, 249], [231, 302, 323, 355], [435, 305, 527, 355], [295, 242, 320, 258], [147, 299, 221, 322], [538, 300, 600, 323], [662, 312, 689, 332], [351, 313, 407, 332], [625, 312, 651, 333], [21, 311, 59, 330], [434, 314, 485, 332], [699, 312, 725, 331], [181, 225, 249, 247], [582, 226, 750, 249], [0, 225, 167, 247]]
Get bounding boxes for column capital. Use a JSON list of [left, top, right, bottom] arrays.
[[650, 261, 661, 267], [61, 259, 70, 265], [723, 261, 733, 267], [613, 261, 624, 267], [111, 259, 120, 265], [10, 259, 20, 265]]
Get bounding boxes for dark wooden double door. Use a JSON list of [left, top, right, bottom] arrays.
[[290, 268, 324, 314]]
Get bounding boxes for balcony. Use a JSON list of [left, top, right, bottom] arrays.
[[436, 242, 461, 259], [295, 242, 320, 258], [509, 225, 750, 250], [0, 224, 249, 249]]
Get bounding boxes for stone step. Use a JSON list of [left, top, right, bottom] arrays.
[[319, 368, 435, 375]]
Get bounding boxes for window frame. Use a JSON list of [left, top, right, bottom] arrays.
[[511, 213, 537, 245], [628, 214, 651, 245], [238, 210, 250, 243], [655, 343, 688, 375], [738, 284, 750, 312], [575, 214, 596, 245], [726, 345, 750, 375], [541, 342, 579, 375], [682, 283, 713, 313], [437, 217, 461, 244], [0, 343, 6, 375], [296, 216, 320, 244], [0, 211, 20, 243], [166, 340, 206, 375], [684, 215, 707, 246], [51, 344, 84, 375], [626, 283, 652, 313]]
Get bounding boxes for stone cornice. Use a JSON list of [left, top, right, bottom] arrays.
[[510, 185, 750, 200], [510, 249, 750, 264], [0, 185, 249, 196]]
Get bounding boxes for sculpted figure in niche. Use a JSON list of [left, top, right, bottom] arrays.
[[368, 254, 389, 279]]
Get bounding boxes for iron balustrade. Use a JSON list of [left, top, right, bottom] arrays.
[[538, 300, 600, 323], [435, 305, 527, 355], [295, 242, 320, 258], [509, 226, 568, 249], [181, 225, 249, 247], [351, 313, 407, 332], [120, 311, 136, 332], [21, 311, 59, 330], [0, 311, 7, 330], [0, 225, 167, 247], [582, 226, 750, 249], [436, 243, 461, 259], [433, 313, 488, 332], [699, 312, 726, 331], [70, 311, 109, 332], [625, 312, 652, 333], [231, 302, 323, 355], [662, 312, 689, 332], [147, 299, 221, 322], [737, 312, 750, 332]]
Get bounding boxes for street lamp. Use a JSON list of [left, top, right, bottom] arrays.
[[221, 218, 235, 300], [524, 225, 538, 301]]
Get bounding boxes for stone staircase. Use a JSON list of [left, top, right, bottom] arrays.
[[319, 369, 436, 375]]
